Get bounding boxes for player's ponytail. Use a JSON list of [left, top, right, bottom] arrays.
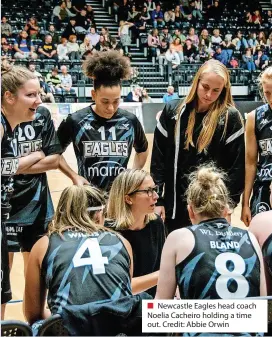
[[186, 163, 233, 218], [48, 185, 108, 236]]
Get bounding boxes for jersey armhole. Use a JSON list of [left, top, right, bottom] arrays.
[[40, 234, 53, 282], [247, 231, 261, 268], [113, 232, 133, 271]]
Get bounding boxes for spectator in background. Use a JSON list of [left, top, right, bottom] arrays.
[[79, 36, 93, 56], [75, 9, 89, 33], [28, 62, 42, 78], [57, 37, 70, 60], [48, 24, 60, 46], [100, 27, 113, 43], [174, 5, 183, 28], [164, 8, 175, 27], [172, 28, 186, 45], [119, 20, 134, 54], [245, 11, 253, 23], [95, 35, 107, 51], [221, 35, 234, 63], [165, 46, 181, 69], [67, 34, 80, 60], [183, 38, 198, 63], [159, 26, 172, 44], [187, 27, 199, 48], [58, 65, 77, 95], [111, 37, 123, 55], [39, 75, 55, 103], [170, 37, 184, 62], [127, 5, 139, 22], [254, 49, 269, 70], [53, 1, 76, 30], [252, 9, 262, 24], [144, 0, 156, 12], [38, 35, 58, 61], [46, 67, 62, 93], [13, 30, 38, 60], [207, 0, 222, 21], [211, 28, 222, 48], [229, 56, 239, 68], [186, 0, 203, 20], [86, 4, 95, 26], [1, 16, 12, 38], [72, 0, 86, 13], [124, 86, 142, 102], [198, 40, 212, 62], [151, 5, 165, 28], [24, 17, 40, 39], [263, 10, 272, 26], [162, 85, 179, 103], [62, 18, 77, 39], [116, 0, 131, 22], [257, 31, 267, 48], [148, 28, 160, 58], [158, 39, 169, 68], [232, 30, 248, 51], [199, 29, 211, 49], [86, 26, 100, 47], [137, 6, 150, 28], [213, 45, 228, 66], [1, 42, 14, 63], [247, 32, 259, 54], [142, 88, 153, 103]]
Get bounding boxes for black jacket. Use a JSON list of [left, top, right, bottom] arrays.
[[151, 100, 245, 221]]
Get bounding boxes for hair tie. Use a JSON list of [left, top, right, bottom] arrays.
[[87, 205, 105, 211], [208, 194, 217, 201]]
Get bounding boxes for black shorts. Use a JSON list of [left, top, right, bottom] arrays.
[[6, 220, 49, 253], [1, 221, 12, 304], [250, 181, 272, 217]]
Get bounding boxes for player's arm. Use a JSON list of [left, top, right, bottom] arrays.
[[132, 116, 149, 169], [118, 234, 133, 280], [23, 236, 50, 324], [59, 155, 90, 185], [248, 232, 267, 297], [156, 228, 194, 299], [241, 111, 258, 226], [16, 154, 61, 174]]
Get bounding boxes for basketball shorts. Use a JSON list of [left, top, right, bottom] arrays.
[[250, 181, 271, 217], [1, 221, 12, 304], [6, 220, 49, 253]]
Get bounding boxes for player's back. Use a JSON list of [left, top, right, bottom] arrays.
[[42, 229, 132, 314], [176, 218, 260, 299]]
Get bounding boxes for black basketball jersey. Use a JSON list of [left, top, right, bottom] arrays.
[[1, 114, 19, 221], [106, 215, 166, 297], [57, 105, 148, 191], [255, 103, 272, 182], [42, 229, 132, 315], [176, 218, 260, 299], [6, 106, 62, 226], [262, 232, 272, 277]]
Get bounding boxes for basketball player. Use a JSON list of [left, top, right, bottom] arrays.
[[57, 50, 148, 191], [106, 169, 165, 297], [6, 104, 63, 276], [242, 66, 272, 226], [24, 185, 137, 329], [151, 60, 245, 233], [249, 182, 272, 295], [1, 64, 43, 318], [156, 164, 266, 302]]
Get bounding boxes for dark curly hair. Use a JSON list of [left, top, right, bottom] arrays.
[[83, 50, 131, 90]]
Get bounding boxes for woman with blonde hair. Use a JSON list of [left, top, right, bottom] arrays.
[[107, 169, 166, 297], [1, 64, 43, 318], [24, 185, 139, 331], [151, 59, 245, 233], [156, 164, 266, 302], [241, 66, 272, 226]]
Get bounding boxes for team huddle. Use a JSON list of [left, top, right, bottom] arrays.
[[1, 50, 272, 335]]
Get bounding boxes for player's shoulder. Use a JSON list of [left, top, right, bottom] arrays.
[[36, 105, 51, 118], [67, 106, 92, 123], [117, 108, 138, 121]]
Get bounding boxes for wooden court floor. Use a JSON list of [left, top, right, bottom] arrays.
[[5, 134, 246, 321]]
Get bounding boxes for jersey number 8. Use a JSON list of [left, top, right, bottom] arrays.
[[215, 252, 249, 299], [72, 238, 109, 275]]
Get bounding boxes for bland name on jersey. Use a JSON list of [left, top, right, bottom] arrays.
[[83, 141, 128, 157]]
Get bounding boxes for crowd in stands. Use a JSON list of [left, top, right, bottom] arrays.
[[1, 0, 272, 101]]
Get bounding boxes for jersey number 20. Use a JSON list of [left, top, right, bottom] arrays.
[[215, 252, 249, 299], [72, 238, 109, 275]]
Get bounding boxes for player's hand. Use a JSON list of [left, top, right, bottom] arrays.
[[241, 205, 252, 227], [72, 174, 90, 186], [155, 206, 165, 222]]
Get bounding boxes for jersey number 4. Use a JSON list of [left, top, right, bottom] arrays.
[[72, 238, 109, 275], [215, 252, 249, 299]]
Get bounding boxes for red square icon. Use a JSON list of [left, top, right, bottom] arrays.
[[147, 303, 154, 309]]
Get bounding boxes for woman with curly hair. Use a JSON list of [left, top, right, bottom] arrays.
[[57, 50, 148, 191]]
